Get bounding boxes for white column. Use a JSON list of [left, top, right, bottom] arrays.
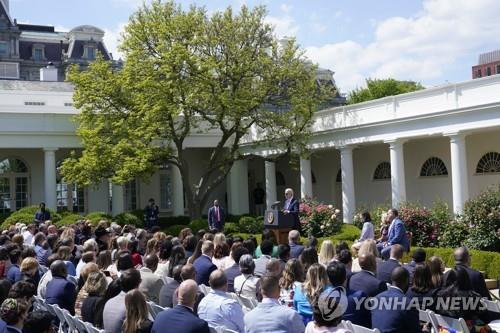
[[447, 132, 469, 214], [43, 148, 58, 211], [265, 160, 277, 210], [387, 139, 407, 208], [300, 157, 313, 199], [111, 184, 124, 215], [171, 163, 184, 216], [340, 146, 355, 224], [227, 160, 249, 215]]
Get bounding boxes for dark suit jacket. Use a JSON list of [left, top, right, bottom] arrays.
[[371, 287, 421, 333], [377, 258, 401, 284], [343, 288, 371, 328], [444, 264, 491, 300], [289, 243, 304, 259], [208, 206, 225, 230], [284, 198, 300, 229], [152, 304, 209, 333], [348, 270, 387, 297], [45, 275, 77, 315], [403, 260, 417, 284], [224, 263, 241, 293], [193, 255, 217, 286]]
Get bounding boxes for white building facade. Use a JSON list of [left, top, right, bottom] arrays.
[[1, 75, 500, 221]]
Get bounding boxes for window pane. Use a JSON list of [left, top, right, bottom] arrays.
[[0, 42, 8, 56], [73, 184, 85, 213], [15, 177, 28, 209], [125, 181, 137, 211], [34, 48, 43, 61], [159, 174, 172, 210], [0, 178, 10, 213], [56, 183, 68, 210], [86, 47, 95, 60]]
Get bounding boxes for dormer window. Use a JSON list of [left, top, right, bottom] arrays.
[[32, 44, 45, 61], [84, 45, 96, 60]]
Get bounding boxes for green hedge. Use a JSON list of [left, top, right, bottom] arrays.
[[159, 216, 191, 228], [55, 214, 84, 227], [165, 224, 185, 237], [224, 222, 239, 234], [85, 212, 112, 226], [188, 219, 208, 233], [1, 205, 61, 229], [114, 212, 142, 227]]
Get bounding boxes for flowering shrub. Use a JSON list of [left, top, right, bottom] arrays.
[[399, 203, 440, 247], [461, 185, 500, 251], [300, 198, 342, 237]]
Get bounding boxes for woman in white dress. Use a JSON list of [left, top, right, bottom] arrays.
[[233, 254, 260, 300]]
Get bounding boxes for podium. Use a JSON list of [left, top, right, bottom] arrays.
[[264, 209, 296, 245]]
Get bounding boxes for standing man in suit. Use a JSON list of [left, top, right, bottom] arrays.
[[378, 208, 410, 260], [152, 279, 210, 333], [144, 198, 159, 230], [193, 241, 217, 286], [377, 244, 404, 284], [282, 188, 300, 230], [371, 267, 421, 333], [208, 199, 225, 232]]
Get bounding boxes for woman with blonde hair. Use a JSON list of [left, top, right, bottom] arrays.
[[75, 263, 100, 317], [293, 263, 331, 324], [57, 246, 76, 276], [279, 259, 305, 306], [428, 256, 445, 288], [318, 240, 335, 266], [351, 240, 382, 273], [81, 271, 108, 328], [20, 257, 39, 287], [123, 289, 153, 333]]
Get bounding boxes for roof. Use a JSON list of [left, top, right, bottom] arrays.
[[478, 49, 500, 65], [0, 80, 74, 92]]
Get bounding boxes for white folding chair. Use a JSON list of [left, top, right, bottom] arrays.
[[50, 305, 68, 333], [199, 284, 211, 295], [343, 320, 381, 333], [483, 299, 500, 313], [208, 326, 219, 333], [74, 318, 89, 333], [429, 311, 469, 333], [85, 322, 105, 333], [419, 309, 433, 322], [236, 295, 257, 312], [147, 301, 167, 319], [61, 310, 78, 333], [219, 327, 238, 333]]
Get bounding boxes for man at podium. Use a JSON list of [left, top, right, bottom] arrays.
[[282, 188, 300, 230]]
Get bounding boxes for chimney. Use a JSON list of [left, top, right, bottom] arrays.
[[40, 62, 58, 82]]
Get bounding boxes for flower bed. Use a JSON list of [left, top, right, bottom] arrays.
[[299, 198, 342, 237]]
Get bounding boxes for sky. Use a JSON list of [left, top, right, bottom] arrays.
[[8, 0, 500, 93]]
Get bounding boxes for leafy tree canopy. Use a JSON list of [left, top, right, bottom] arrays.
[[60, 1, 327, 217], [347, 78, 424, 104]]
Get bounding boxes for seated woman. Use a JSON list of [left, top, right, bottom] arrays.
[[436, 267, 493, 333], [406, 264, 438, 310], [234, 254, 260, 300], [81, 271, 108, 328], [123, 289, 153, 333], [351, 240, 382, 273], [294, 263, 331, 325], [305, 288, 351, 333], [279, 259, 305, 307], [0, 298, 30, 332]]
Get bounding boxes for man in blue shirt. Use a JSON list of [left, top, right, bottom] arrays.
[[378, 208, 410, 260], [198, 270, 245, 332], [34, 202, 50, 225], [244, 275, 304, 333]]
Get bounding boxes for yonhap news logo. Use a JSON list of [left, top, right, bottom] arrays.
[[351, 296, 488, 312], [317, 287, 348, 321]]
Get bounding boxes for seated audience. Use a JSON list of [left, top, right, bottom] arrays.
[[23, 310, 54, 333], [198, 270, 245, 332], [245, 275, 305, 333], [351, 240, 382, 273], [278, 244, 291, 272], [428, 255, 445, 289], [377, 209, 410, 260], [103, 268, 142, 333], [6, 249, 21, 283], [57, 246, 77, 277], [318, 240, 335, 267], [266, 258, 282, 277], [306, 287, 351, 333], [299, 247, 318, 274], [212, 233, 232, 270], [337, 249, 353, 280], [152, 279, 210, 333], [443, 247, 490, 299], [139, 254, 164, 303], [294, 263, 331, 324], [44, 260, 76, 314], [403, 248, 426, 284], [279, 259, 305, 307], [371, 267, 420, 333], [0, 298, 29, 333], [327, 261, 370, 328], [193, 241, 217, 286], [348, 253, 387, 297], [288, 230, 304, 259], [224, 245, 248, 293], [81, 271, 108, 328], [123, 289, 153, 333], [234, 254, 260, 299], [20, 257, 40, 288], [405, 264, 437, 311], [376, 244, 404, 284], [254, 240, 274, 277], [159, 264, 182, 308], [255, 230, 278, 258], [172, 264, 205, 313]]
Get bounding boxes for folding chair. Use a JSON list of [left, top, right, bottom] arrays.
[[147, 301, 167, 319], [429, 311, 469, 333], [343, 320, 381, 333], [208, 326, 219, 333], [51, 305, 68, 333], [74, 318, 89, 333], [199, 284, 210, 295], [236, 295, 257, 311], [61, 310, 78, 333], [483, 299, 500, 313]]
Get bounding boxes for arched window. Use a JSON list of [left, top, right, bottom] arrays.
[[373, 162, 391, 180], [276, 171, 286, 186], [0, 158, 29, 213], [476, 152, 500, 174], [420, 157, 448, 177], [336, 169, 341, 182]]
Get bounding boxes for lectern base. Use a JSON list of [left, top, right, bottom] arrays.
[[267, 228, 291, 245]]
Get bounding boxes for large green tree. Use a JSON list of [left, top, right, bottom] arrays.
[[347, 78, 424, 104], [61, 1, 326, 218]]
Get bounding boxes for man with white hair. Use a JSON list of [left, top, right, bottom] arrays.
[[283, 188, 300, 230], [112, 236, 128, 261], [288, 230, 304, 259]]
